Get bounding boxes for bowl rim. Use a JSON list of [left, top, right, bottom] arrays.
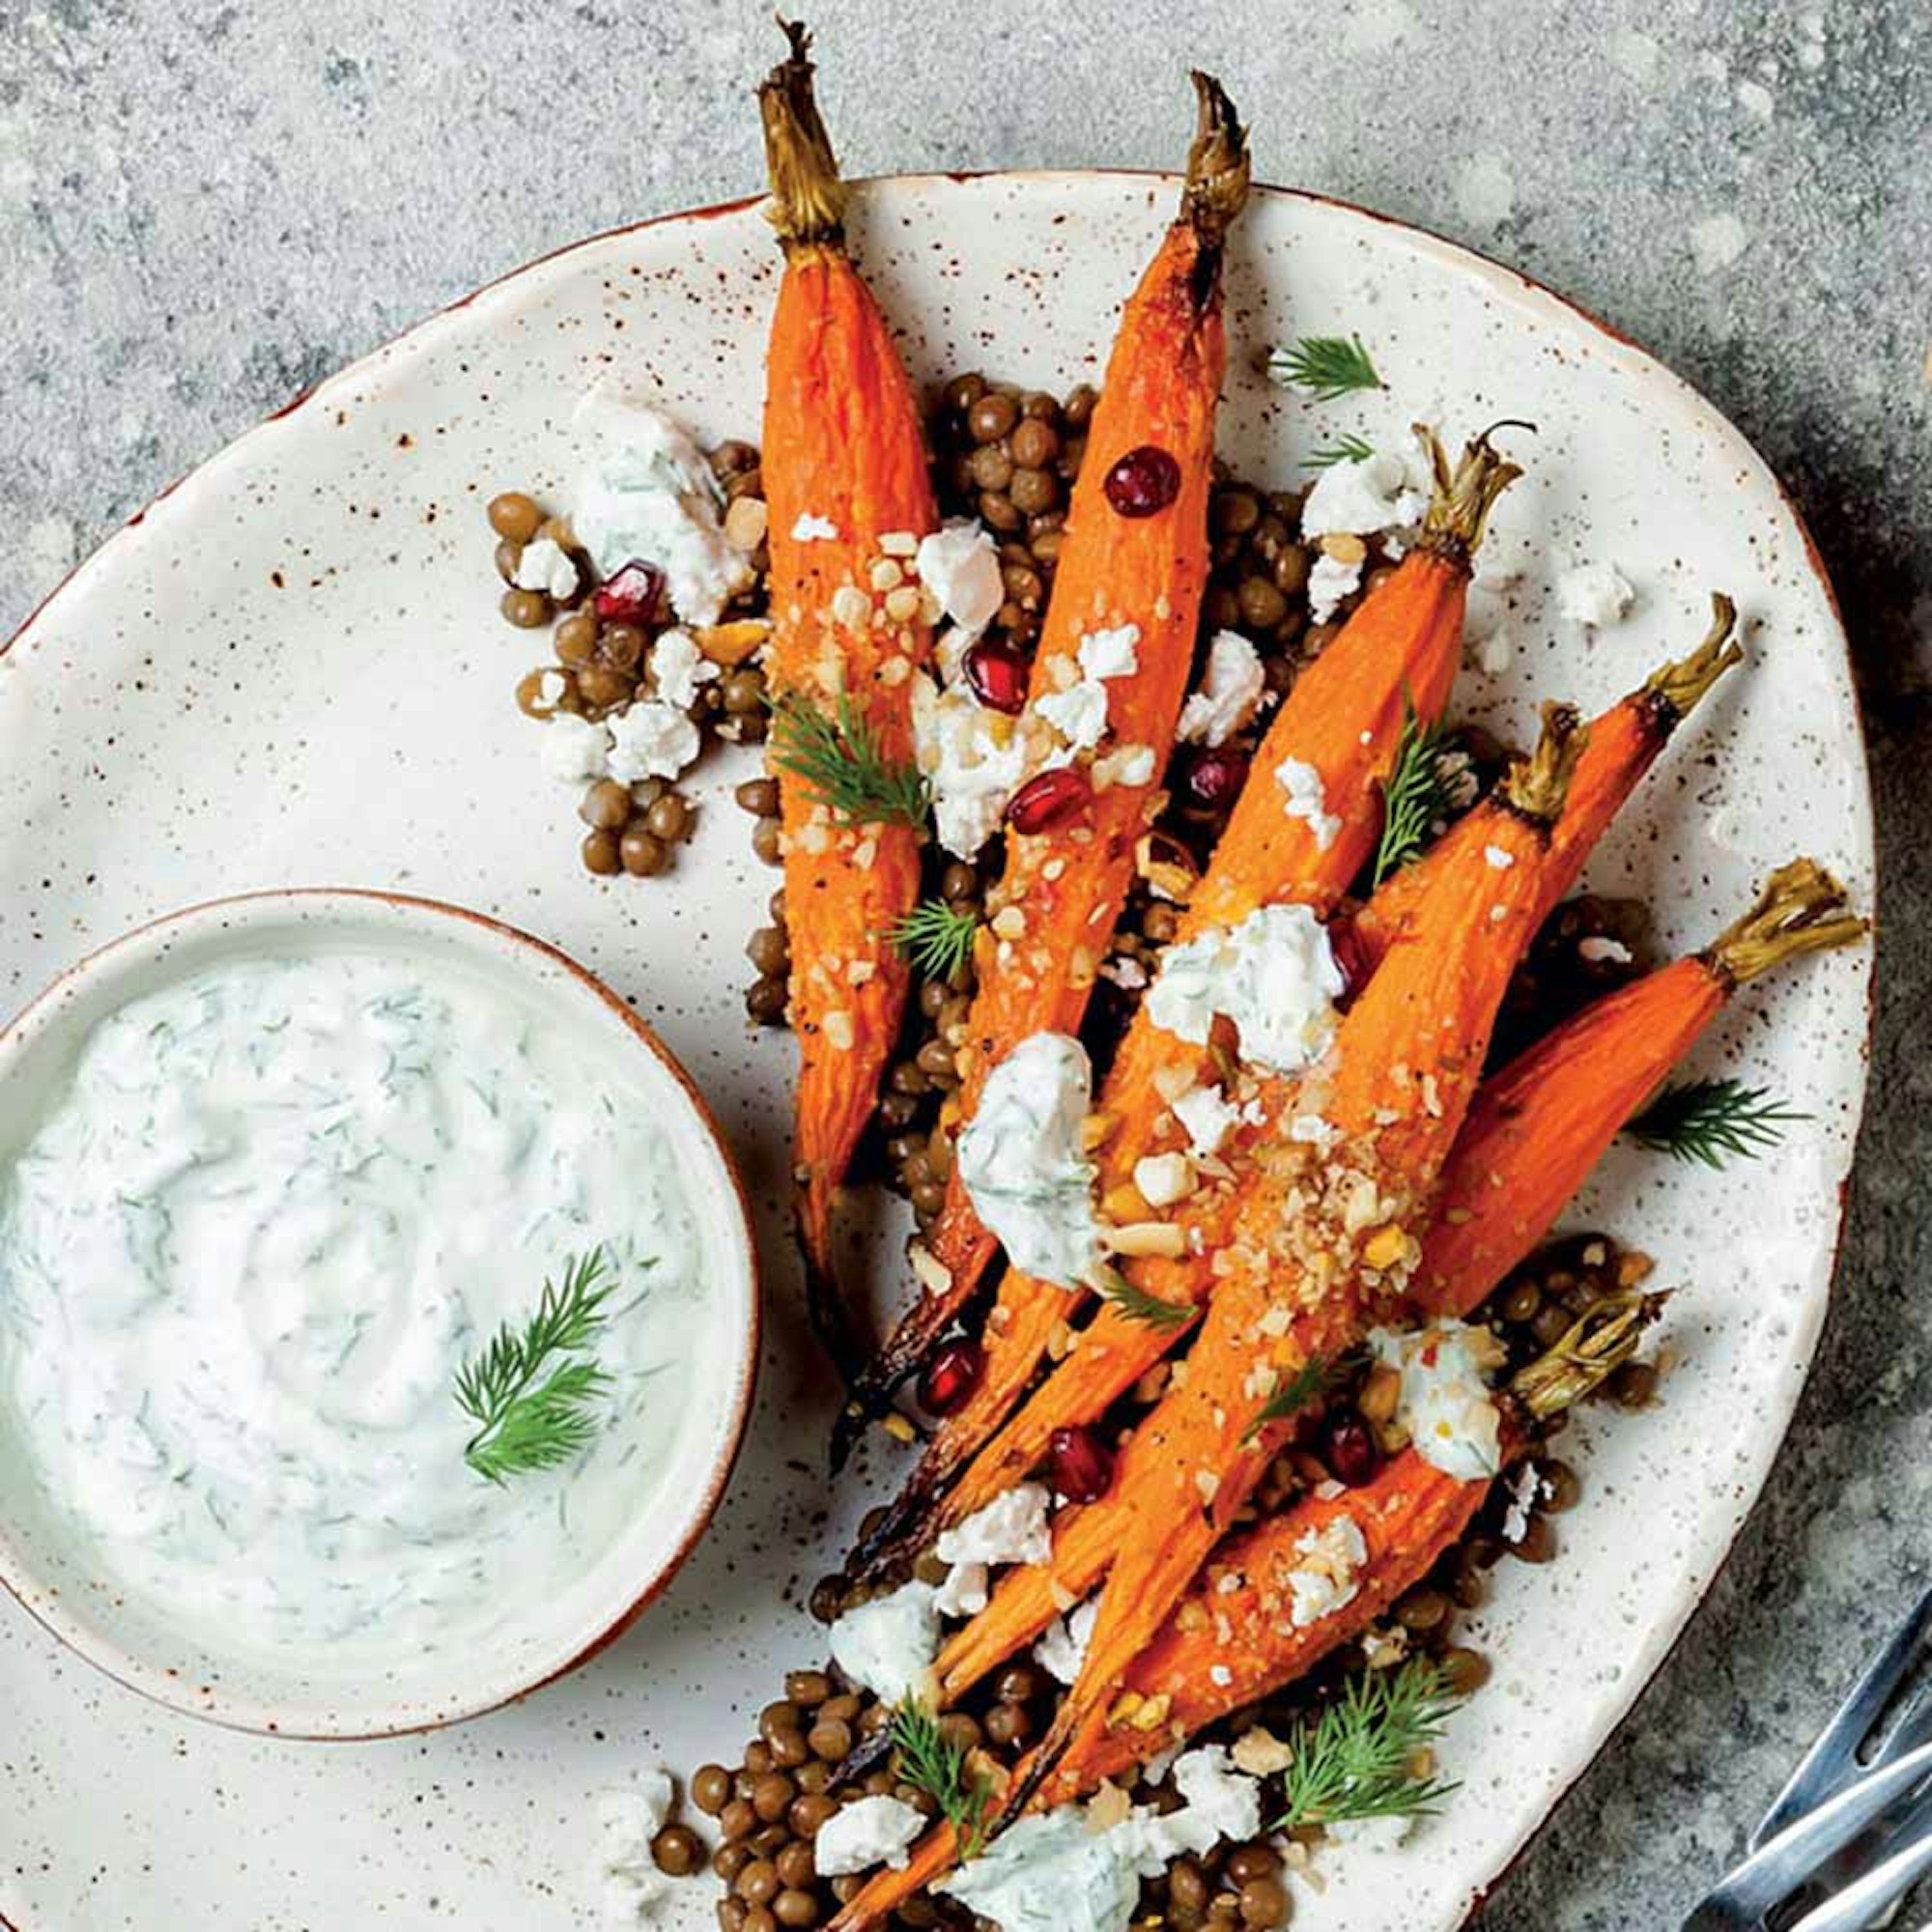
[[0, 884, 763, 1741]]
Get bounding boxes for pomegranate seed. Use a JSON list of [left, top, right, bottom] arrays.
[[1181, 745, 1251, 810], [1326, 913, 1367, 1009], [1048, 1425, 1115, 1503], [1103, 444, 1181, 519], [594, 558, 668, 627], [1323, 1410, 1383, 1488], [963, 639, 1029, 715], [919, 1339, 984, 1417], [1006, 765, 1093, 835]]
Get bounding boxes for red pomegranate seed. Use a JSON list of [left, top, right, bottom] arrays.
[[1006, 765, 1093, 835], [919, 1339, 984, 1417], [1323, 1411, 1383, 1488], [964, 639, 1029, 715], [1326, 913, 1367, 1009], [1048, 1425, 1115, 1503], [1181, 745, 1251, 809], [1103, 444, 1181, 519], [593, 558, 668, 627]]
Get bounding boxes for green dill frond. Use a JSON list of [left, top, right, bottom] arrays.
[[769, 691, 930, 828], [1274, 1659, 1463, 1832], [888, 898, 980, 980], [892, 1698, 995, 1859], [1303, 434, 1377, 470], [1372, 695, 1467, 888], [1243, 1352, 1340, 1444], [1625, 1078, 1808, 1170], [1094, 1263, 1195, 1332], [454, 1247, 617, 1485], [1268, 333, 1384, 402]]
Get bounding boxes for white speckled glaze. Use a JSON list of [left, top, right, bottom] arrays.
[[0, 889, 761, 1742], [0, 176, 1872, 1929]]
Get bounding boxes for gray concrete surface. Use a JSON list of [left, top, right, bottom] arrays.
[[1, 1, 1927, 1924]]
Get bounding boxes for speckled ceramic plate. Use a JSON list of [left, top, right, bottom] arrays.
[[0, 173, 1872, 1931]]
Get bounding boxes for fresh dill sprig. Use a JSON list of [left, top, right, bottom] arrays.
[[1303, 434, 1376, 470], [1093, 1263, 1195, 1332], [889, 897, 980, 980], [1372, 696, 1466, 887], [1274, 1659, 1463, 1832], [1243, 1353, 1340, 1444], [768, 692, 930, 828], [1625, 1078, 1808, 1170], [453, 1248, 616, 1486], [1268, 332, 1384, 402], [892, 1697, 995, 1859]]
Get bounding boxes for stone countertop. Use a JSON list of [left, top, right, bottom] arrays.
[[1, 2, 1927, 1925]]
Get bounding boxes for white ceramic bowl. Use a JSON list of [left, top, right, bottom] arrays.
[[0, 888, 760, 1740]]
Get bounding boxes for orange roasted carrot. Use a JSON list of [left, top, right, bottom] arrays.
[[851, 602, 1744, 1574], [843, 427, 1525, 1548], [835, 75, 1251, 1444], [757, 25, 939, 1379], [1007, 707, 1587, 1809], [923, 854, 1861, 1707]]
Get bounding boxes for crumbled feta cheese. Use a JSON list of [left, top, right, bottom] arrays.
[[1155, 1747, 1264, 1859], [1289, 1113, 1338, 1149], [1307, 552, 1364, 624], [828, 1581, 941, 1705], [1035, 1595, 1101, 1685], [1099, 955, 1149, 992], [1484, 843, 1515, 870], [1147, 904, 1345, 1075], [790, 512, 839, 542], [606, 700, 700, 783], [650, 626, 718, 712], [933, 1560, 989, 1618], [916, 521, 1005, 635], [593, 1772, 674, 1926], [1554, 560, 1635, 628], [1502, 1462, 1543, 1544], [1078, 624, 1141, 682], [572, 391, 753, 626], [1276, 756, 1341, 849], [513, 535, 580, 602], [936, 1483, 1054, 1570], [1037, 679, 1111, 752], [541, 712, 611, 783], [940, 1811, 1140, 1932], [1172, 1081, 1240, 1157], [1301, 447, 1430, 542], [956, 1033, 1102, 1290], [911, 671, 1033, 859], [1287, 1514, 1369, 1627], [814, 1795, 928, 1877], [536, 668, 569, 709], [1579, 934, 1633, 964], [1368, 1320, 1504, 1482], [1179, 630, 1267, 748], [1093, 742, 1155, 790], [1133, 1151, 1195, 1209]]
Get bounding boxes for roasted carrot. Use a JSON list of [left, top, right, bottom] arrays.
[[835, 75, 1251, 1450], [825, 1298, 1660, 1932], [844, 426, 1525, 1558], [1004, 707, 1587, 1812], [924, 854, 1861, 1707], [757, 24, 939, 1380], [849, 601, 1744, 1578]]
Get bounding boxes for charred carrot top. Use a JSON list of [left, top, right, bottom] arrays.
[[924, 857, 1861, 1709], [831, 76, 1252, 1455], [842, 427, 1525, 1561], [758, 23, 940, 1380], [825, 1297, 1659, 1931], [1004, 709, 1587, 1816]]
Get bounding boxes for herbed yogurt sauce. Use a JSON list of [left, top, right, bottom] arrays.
[[0, 950, 704, 1662]]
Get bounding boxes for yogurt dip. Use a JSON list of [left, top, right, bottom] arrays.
[[0, 947, 710, 1669]]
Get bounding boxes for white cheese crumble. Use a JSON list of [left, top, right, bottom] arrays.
[[1307, 552, 1364, 625], [650, 627, 718, 712], [933, 1560, 988, 1618], [1301, 447, 1430, 542], [1287, 1513, 1369, 1628], [1035, 1595, 1101, 1685], [828, 1580, 941, 1705], [1078, 624, 1141, 682], [593, 1771, 674, 1927], [1276, 756, 1342, 849], [1035, 624, 1142, 755], [1133, 1151, 1195, 1209], [607, 700, 701, 784], [1579, 934, 1633, 964], [512, 534, 581, 603], [1484, 843, 1515, 870], [1147, 904, 1344, 1075], [910, 671, 1032, 859], [936, 1482, 1054, 1570], [1178, 630, 1266, 747], [917, 520, 1005, 635], [790, 512, 839, 542], [1368, 1320, 1504, 1482], [1093, 742, 1155, 790], [956, 1033, 1102, 1290], [541, 712, 611, 783], [1554, 560, 1635, 627], [813, 1795, 928, 1877], [1172, 1081, 1240, 1157], [1502, 1462, 1543, 1544], [571, 392, 753, 627], [536, 668, 569, 709]]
